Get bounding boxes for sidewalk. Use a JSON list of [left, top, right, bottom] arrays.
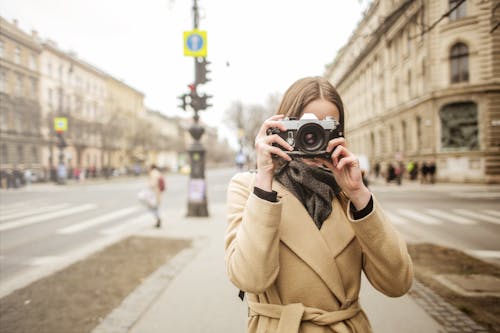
[[94, 202, 446, 333]]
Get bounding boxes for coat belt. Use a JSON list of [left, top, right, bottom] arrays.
[[248, 300, 360, 333]]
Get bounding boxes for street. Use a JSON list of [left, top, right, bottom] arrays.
[[0, 167, 499, 300]]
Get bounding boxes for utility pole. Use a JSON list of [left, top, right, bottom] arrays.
[[182, 0, 212, 217]]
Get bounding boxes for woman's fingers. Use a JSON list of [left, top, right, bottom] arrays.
[[255, 134, 293, 161], [336, 156, 359, 171], [326, 137, 346, 154]]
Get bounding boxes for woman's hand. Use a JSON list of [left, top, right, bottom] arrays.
[[254, 115, 293, 191], [311, 137, 371, 210]]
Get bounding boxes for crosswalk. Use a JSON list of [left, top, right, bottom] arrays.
[[385, 207, 500, 226], [0, 201, 155, 297], [0, 202, 151, 234]]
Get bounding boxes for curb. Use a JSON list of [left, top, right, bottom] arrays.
[[410, 280, 489, 333]]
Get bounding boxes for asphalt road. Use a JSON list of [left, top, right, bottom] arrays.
[[0, 167, 499, 297]]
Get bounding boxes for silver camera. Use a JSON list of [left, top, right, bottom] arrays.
[[267, 115, 343, 158]]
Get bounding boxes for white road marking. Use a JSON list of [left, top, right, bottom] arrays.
[[100, 213, 151, 235], [396, 209, 442, 225], [384, 211, 410, 225], [453, 209, 500, 225], [30, 256, 61, 266], [0, 204, 98, 232], [57, 206, 142, 234], [466, 250, 500, 259], [0, 203, 70, 221], [425, 209, 476, 225], [484, 210, 500, 218]]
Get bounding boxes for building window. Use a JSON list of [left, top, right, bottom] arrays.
[[450, 43, 469, 83], [416, 116, 422, 151], [1, 144, 8, 164], [30, 78, 37, 99], [0, 40, 4, 58], [48, 88, 53, 107], [402, 121, 408, 151], [0, 109, 8, 131], [14, 47, 21, 64], [440, 102, 478, 150], [17, 145, 24, 164], [32, 146, 38, 164], [449, 0, 466, 21], [29, 54, 36, 70], [15, 74, 23, 96], [0, 69, 6, 93]]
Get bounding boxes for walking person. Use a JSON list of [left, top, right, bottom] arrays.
[[148, 164, 165, 228], [225, 77, 413, 333]]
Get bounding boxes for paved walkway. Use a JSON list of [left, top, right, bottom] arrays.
[[93, 201, 488, 333]]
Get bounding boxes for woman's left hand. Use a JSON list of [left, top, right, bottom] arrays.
[[311, 137, 371, 210]]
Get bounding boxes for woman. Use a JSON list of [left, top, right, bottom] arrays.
[[225, 77, 413, 333]]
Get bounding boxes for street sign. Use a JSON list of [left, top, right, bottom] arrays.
[[54, 117, 68, 133], [184, 30, 207, 57]]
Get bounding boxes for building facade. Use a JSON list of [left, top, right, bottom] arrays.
[[39, 41, 108, 179], [325, 0, 500, 183], [105, 76, 145, 171], [0, 18, 43, 186]]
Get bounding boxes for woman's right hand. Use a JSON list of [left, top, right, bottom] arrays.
[[254, 115, 293, 191]]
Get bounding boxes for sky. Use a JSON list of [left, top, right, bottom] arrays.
[[1, 0, 370, 146]]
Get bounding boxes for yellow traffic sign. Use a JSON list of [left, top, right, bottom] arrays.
[[184, 30, 207, 57], [54, 117, 68, 132]]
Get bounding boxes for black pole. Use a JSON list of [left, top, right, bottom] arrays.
[[187, 0, 209, 217]]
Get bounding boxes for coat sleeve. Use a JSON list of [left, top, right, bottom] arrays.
[[347, 196, 414, 297], [224, 173, 282, 294]]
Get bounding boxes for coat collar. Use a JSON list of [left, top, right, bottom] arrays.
[[272, 180, 355, 303]]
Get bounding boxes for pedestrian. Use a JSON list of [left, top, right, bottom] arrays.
[[374, 161, 380, 178], [421, 161, 429, 184], [148, 164, 165, 228], [225, 76, 413, 333], [428, 160, 436, 184], [24, 168, 32, 187], [235, 150, 247, 171]]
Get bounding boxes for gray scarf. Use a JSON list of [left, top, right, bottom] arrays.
[[275, 159, 341, 229]]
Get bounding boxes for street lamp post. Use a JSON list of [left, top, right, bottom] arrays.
[[183, 0, 212, 217]]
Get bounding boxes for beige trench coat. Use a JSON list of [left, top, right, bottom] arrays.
[[225, 172, 413, 333]]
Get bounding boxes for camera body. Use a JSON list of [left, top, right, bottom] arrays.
[[267, 115, 343, 158]]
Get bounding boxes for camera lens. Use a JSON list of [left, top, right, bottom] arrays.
[[296, 123, 325, 153]]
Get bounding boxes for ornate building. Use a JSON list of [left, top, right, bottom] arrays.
[[0, 18, 43, 184], [105, 76, 145, 170], [40, 41, 108, 178], [325, 0, 500, 183]]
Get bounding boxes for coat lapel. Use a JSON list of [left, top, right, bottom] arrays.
[[273, 181, 348, 303]]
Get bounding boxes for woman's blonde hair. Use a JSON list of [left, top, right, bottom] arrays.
[[276, 76, 344, 133]]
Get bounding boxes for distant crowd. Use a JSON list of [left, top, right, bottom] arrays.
[[0, 164, 161, 189], [373, 160, 437, 185]]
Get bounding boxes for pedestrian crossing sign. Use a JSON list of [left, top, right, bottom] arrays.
[[54, 117, 68, 133], [184, 30, 207, 57]]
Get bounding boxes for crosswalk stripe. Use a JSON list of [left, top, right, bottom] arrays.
[[384, 211, 409, 225], [484, 210, 500, 218], [466, 250, 500, 259], [57, 206, 142, 234], [0, 202, 32, 215], [100, 213, 151, 235], [425, 209, 476, 225], [0, 203, 70, 221], [453, 209, 500, 225], [0, 204, 97, 232], [396, 209, 442, 225]]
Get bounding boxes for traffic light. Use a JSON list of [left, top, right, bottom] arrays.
[[190, 92, 212, 112], [56, 132, 67, 148], [177, 94, 188, 110], [195, 57, 211, 85]]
